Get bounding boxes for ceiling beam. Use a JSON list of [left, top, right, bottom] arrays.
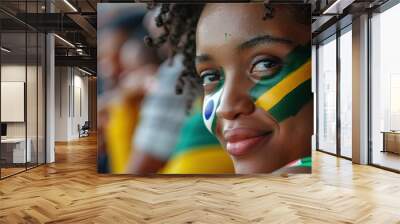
[[55, 55, 96, 73], [67, 13, 96, 39]]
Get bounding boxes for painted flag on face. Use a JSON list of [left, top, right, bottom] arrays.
[[203, 87, 223, 134], [249, 43, 312, 122]]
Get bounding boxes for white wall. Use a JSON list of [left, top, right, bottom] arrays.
[[1, 63, 46, 164], [55, 67, 69, 141], [55, 67, 89, 141], [1, 65, 35, 138], [1, 66, 26, 138]]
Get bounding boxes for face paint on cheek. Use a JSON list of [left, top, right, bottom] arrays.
[[203, 87, 223, 134], [249, 44, 313, 122], [202, 69, 225, 134]]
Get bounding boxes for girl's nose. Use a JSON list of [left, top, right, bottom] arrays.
[[216, 78, 255, 120]]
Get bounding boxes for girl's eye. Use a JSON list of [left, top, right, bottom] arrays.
[[200, 70, 223, 93], [200, 70, 221, 86], [250, 58, 282, 79]]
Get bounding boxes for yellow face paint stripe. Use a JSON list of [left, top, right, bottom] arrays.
[[255, 59, 312, 111]]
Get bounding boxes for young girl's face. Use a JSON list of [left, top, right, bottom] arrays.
[[195, 3, 313, 173]]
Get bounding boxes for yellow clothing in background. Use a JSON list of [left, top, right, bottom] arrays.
[[105, 98, 140, 173]]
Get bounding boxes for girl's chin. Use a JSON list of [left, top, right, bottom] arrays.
[[231, 158, 280, 174], [233, 165, 276, 174]]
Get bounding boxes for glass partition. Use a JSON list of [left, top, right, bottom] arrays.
[[1, 30, 28, 177], [0, 1, 46, 179], [27, 30, 38, 169], [26, 0, 42, 169], [38, 32, 45, 165]]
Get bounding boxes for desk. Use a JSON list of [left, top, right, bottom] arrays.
[[1, 138, 31, 163], [382, 131, 400, 154]]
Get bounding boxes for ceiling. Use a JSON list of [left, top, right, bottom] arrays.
[[0, 0, 99, 73]]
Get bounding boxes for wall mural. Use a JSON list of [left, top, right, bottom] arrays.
[[97, 3, 313, 174]]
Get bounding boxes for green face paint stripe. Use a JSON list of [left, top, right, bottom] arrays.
[[255, 59, 311, 111], [250, 44, 311, 101], [268, 79, 312, 122], [214, 80, 224, 93], [212, 68, 225, 93]]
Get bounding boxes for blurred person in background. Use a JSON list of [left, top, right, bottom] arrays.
[[98, 6, 160, 173], [125, 8, 190, 174], [98, 7, 149, 86]]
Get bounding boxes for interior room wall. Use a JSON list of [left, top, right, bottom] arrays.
[[1, 64, 39, 139], [88, 77, 97, 132], [71, 72, 89, 138], [55, 66, 69, 141], [54, 66, 89, 141], [1, 63, 44, 164]]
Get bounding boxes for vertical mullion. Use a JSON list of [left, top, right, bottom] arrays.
[[367, 11, 373, 165], [25, 0, 28, 171], [316, 44, 320, 151], [80, 88, 82, 117], [44, 0, 47, 164], [336, 29, 341, 157], [36, 0, 39, 167], [0, 23, 2, 179], [69, 69, 71, 118], [73, 68, 75, 118], [60, 67, 62, 117]]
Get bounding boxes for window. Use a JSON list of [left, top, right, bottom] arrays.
[[370, 2, 400, 171], [317, 36, 337, 154], [339, 28, 352, 158]]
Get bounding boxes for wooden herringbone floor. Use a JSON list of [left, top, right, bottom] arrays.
[[1, 135, 400, 224]]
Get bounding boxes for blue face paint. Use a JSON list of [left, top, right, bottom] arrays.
[[204, 100, 214, 120], [203, 87, 223, 134]]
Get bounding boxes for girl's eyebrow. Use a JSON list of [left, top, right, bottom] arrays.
[[195, 35, 293, 65], [237, 34, 294, 51]]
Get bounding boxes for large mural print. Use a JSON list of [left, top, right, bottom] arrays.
[[97, 3, 313, 174]]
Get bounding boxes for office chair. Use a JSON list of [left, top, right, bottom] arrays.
[[79, 121, 90, 138]]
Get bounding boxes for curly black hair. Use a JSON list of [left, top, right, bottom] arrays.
[[144, 3, 309, 111]]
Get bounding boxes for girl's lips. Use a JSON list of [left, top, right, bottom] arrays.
[[224, 128, 273, 156]]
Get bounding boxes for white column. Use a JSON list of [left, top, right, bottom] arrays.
[[46, 1, 55, 163], [352, 14, 369, 164]]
